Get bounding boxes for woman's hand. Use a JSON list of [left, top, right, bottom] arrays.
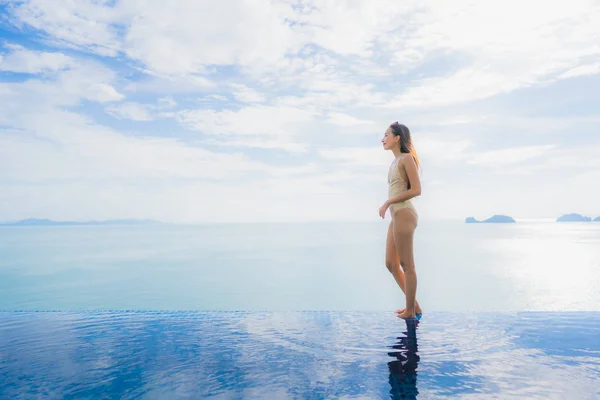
[[379, 201, 390, 219]]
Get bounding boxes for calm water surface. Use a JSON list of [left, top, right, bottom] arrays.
[[1, 220, 599, 311], [1, 221, 599, 398]]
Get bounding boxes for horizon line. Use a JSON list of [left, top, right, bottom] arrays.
[[1, 215, 599, 225]]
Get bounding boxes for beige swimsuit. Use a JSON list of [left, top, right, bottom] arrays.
[[388, 154, 418, 220]]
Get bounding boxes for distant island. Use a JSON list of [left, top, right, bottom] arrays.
[[465, 215, 516, 223], [556, 213, 592, 222], [0, 218, 161, 226]]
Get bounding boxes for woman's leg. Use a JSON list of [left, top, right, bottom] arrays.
[[385, 220, 422, 314], [392, 208, 418, 319]]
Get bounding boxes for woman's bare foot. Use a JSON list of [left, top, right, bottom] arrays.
[[396, 310, 417, 319], [395, 305, 422, 315]]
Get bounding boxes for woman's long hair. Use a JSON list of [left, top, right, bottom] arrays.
[[390, 122, 420, 170]]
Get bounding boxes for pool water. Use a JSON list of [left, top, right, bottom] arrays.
[[1, 311, 599, 399]]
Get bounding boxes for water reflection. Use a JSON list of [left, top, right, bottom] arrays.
[[1, 311, 599, 399], [388, 319, 419, 399]]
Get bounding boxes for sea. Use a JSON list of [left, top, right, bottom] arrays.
[[1, 220, 599, 399]]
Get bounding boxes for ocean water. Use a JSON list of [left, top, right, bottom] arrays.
[[1, 220, 599, 312], [1, 221, 599, 398]]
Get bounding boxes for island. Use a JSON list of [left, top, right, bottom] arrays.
[[594, 216, 600, 222], [0, 218, 161, 226], [556, 214, 592, 222], [465, 215, 516, 223]]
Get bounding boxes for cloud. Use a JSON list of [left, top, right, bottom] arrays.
[[176, 105, 316, 137], [10, 0, 598, 118], [0, 44, 74, 73], [0, 62, 353, 222], [468, 145, 557, 167], [524, 144, 600, 171], [174, 104, 319, 152], [1, 1, 599, 222], [0, 105, 376, 223], [6, 0, 301, 76], [318, 146, 389, 168], [157, 97, 177, 109], [291, 0, 417, 57], [10, 0, 123, 56], [326, 112, 374, 127], [0, 107, 280, 183], [105, 102, 154, 121], [559, 62, 600, 79], [203, 137, 308, 154], [123, 1, 304, 75], [105, 98, 177, 121], [231, 84, 266, 103], [86, 83, 124, 103], [415, 137, 472, 165], [123, 74, 215, 94], [383, 0, 600, 106], [0, 51, 123, 129]]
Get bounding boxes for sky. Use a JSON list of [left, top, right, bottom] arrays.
[[0, 0, 599, 223]]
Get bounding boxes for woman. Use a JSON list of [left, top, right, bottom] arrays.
[[378, 122, 422, 320]]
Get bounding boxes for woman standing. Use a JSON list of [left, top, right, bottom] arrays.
[[378, 122, 422, 320]]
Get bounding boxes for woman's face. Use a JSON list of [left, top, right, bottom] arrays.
[[381, 127, 398, 151]]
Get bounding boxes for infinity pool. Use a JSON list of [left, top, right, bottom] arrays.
[[1, 311, 598, 399]]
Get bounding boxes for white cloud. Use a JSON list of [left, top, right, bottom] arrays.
[[2, 2, 599, 223], [559, 62, 600, 79], [425, 113, 600, 139], [105, 98, 178, 121], [326, 112, 374, 127], [522, 145, 600, 171], [0, 108, 377, 223], [292, 0, 416, 56], [318, 147, 389, 168], [8, 0, 600, 105], [176, 105, 316, 137], [433, 116, 486, 126], [123, 74, 215, 94], [0, 44, 124, 105], [0, 69, 354, 222], [207, 95, 228, 102], [391, 68, 523, 108], [85, 83, 124, 103], [0, 44, 74, 73], [231, 84, 265, 103], [384, 0, 600, 106], [11, 0, 123, 56], [468, 145, 557, 167], [7, 0, 300, 76], [0, 56, 123, 128], [105, 102, 154, 121], [415, 137, 472, 165], [157, 97, 177, 109], [0, 106, 279, 183], [121, 0, 303, 75], [204, 137, 308, 154]]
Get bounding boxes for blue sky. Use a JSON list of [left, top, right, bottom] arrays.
[[1, 0, 599, 223]]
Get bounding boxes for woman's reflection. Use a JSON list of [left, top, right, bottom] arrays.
[[388, 319, 419, 399]]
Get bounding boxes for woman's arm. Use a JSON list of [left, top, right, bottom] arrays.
[[386, 155, 421, 205]]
